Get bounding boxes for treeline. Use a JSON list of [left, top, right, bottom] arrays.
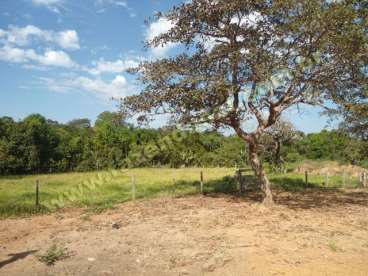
[[0, 112, 367, 175], [0, 112, 246, 174]]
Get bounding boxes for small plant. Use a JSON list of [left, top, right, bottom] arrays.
[[327, 242, 341, 252], [37, 244, 69, 265]]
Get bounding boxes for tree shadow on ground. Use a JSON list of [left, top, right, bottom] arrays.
[[202, 175, 368, 210], [0, 250, 38, 269]]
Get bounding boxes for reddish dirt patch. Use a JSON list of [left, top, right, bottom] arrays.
[[1, 189, 368, 275]]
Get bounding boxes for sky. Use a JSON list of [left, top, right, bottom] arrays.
[[0, 0, 334, 133]]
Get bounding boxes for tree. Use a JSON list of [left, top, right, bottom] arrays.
[[22, 114, 58, 173], [121, 0, 367, 205], [93, 112, 132, 169], [327, 0, 368, 140], [337, 100, 368, 140], [262, 119, 299, 171]]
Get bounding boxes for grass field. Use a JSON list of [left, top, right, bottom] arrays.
[[0, 167, 361, 218]]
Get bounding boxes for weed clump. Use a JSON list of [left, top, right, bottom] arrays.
[[37, 244, 69, 265]]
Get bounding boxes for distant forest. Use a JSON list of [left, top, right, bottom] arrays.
[[0, 112, 367, 175]]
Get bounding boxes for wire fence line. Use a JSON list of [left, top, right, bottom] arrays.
[[1, 167, 366, 217], [39, 168, 367, 210]]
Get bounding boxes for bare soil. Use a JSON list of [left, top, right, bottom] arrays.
[[1, 188, 368, 276]]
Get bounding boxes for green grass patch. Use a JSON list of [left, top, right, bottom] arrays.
[[0, 166, 363, 218], [0, 168, 235, 218]]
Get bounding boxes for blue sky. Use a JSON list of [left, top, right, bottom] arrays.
[[0, 0, 333, 133]]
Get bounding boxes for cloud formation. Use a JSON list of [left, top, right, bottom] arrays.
[[0, 46, 75, 68], [55, 30, 80, 50], [146, 18, 176, 57], [0, 25, 79, 68], [31, 0, 63, 13], [0, 23, 142, 99], [86, 57, 141, 75], [0, 25, 80, 50], [42, 75, 134, 98], [95, 0, 136, 17]]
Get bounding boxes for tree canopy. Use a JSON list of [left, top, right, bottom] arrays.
[[121, 0, 367, 204]]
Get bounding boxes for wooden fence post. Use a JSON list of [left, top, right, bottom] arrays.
[[305, 171, 308, 186], [238, 170, 245, 194], [325, 173, 329, 188], [342, 170, 346, 188], [200, 171, 204, 195], [172, 178, 176, 196], [35, 179, 40, 209], [131, 176, 136, 200], [363, 172, 367, 188], [359, 172, 366, 188]]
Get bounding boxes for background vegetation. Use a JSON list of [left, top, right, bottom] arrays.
[[1, 111, 367, 175]]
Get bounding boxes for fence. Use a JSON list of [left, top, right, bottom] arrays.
[[34, 169, 368, 209], [303, 170, 367, 188], [2, 167, 367, 217]]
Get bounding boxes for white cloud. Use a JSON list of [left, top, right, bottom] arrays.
[[86, 57, 141, 75], [37, 49, 75, 67], [146, 18, 174, 46], [55, 30, 80, 50], [95, 0, 126, 7], [115, 1, 127, 8], [31, 0, 62, 13], [0, 25, 80, 50], [2, 25, 51, 46], [146, 18, 176, 57], [0, 45, 75, 68], [42, 75, 134, 99], [0, 45, 37, 63], [95, 0, 135, 17]]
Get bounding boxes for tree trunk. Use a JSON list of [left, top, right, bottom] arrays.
[[248, 141, 274, 206], [274, 139, 284, 172], [275, 140, 281, 167]]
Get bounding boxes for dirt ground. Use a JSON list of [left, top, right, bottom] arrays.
[[1, 188, 368, 276]]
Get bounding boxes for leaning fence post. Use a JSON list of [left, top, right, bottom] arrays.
[[35, 179, 40, 209], [305, 171, 308, 187], [200, 171, 204, 195], [131, 175, 136, 200]]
